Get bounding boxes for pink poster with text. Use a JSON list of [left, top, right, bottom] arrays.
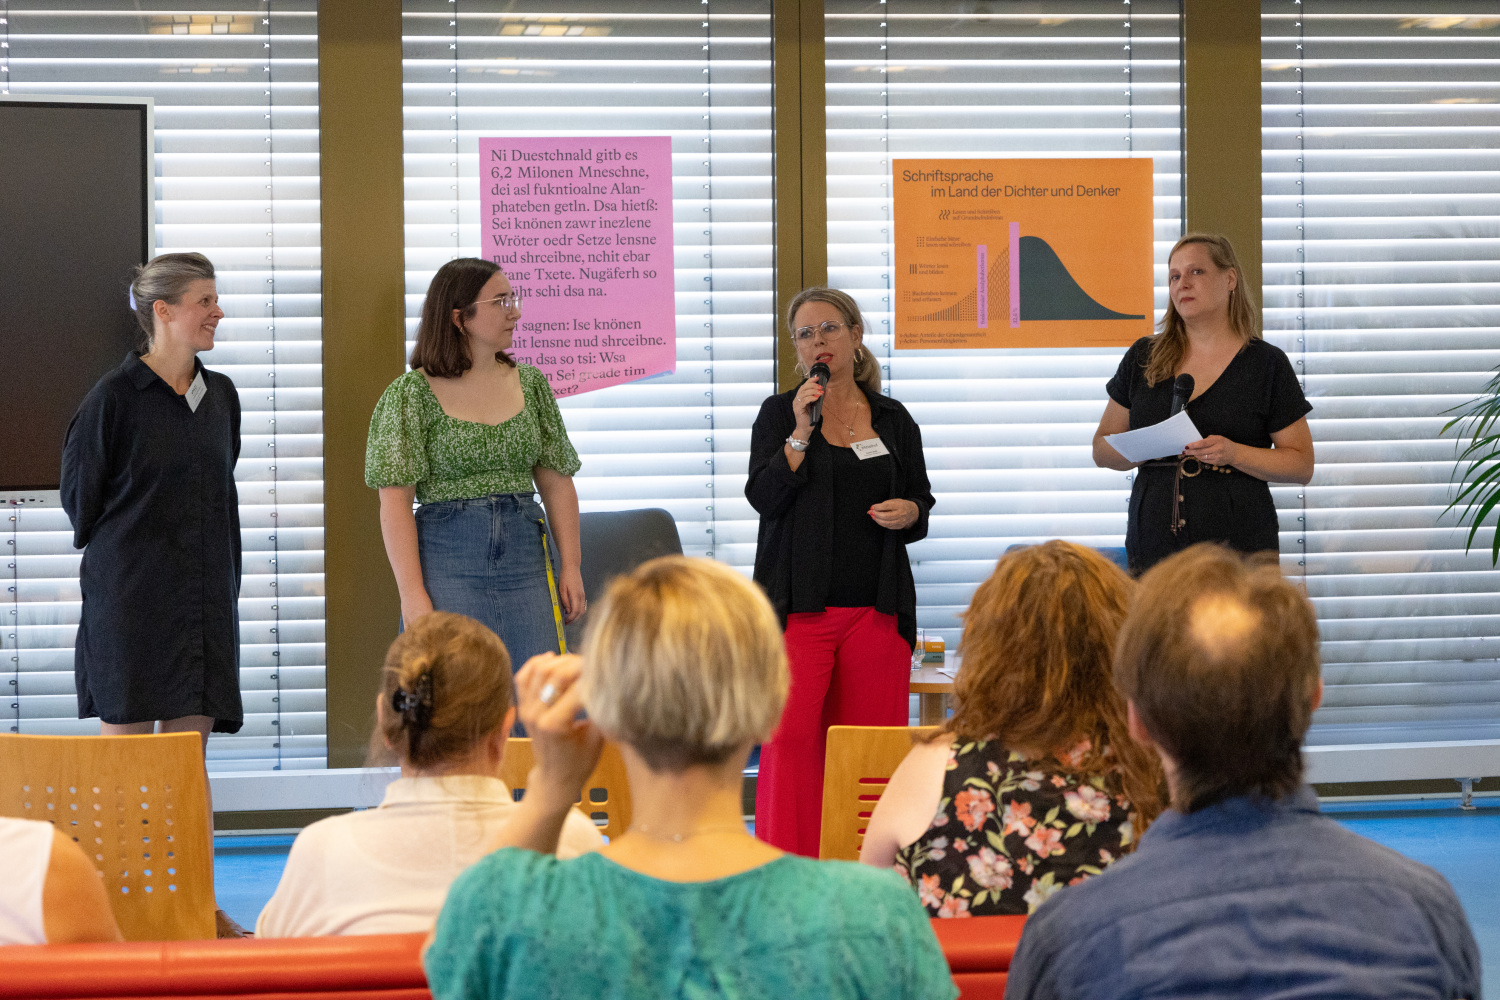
[[478, 135, 676, 396]]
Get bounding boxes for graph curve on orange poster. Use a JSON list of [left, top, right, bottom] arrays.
[[892, 158, 1155, 349]]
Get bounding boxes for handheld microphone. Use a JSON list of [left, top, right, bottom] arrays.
[[1170, 373, 1195, 417], [807, 361, 831, 426]]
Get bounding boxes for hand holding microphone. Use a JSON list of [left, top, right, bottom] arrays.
[[792, 362, 830, 431]]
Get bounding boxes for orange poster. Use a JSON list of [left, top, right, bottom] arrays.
[[892, 158, 1154, 349]]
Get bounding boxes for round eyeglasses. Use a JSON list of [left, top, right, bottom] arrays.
[[474, 291, 523, 311], [792, 320, 848, 342]]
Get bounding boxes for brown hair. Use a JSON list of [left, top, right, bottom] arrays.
[[409, 257, 516, 378], [786, 286, 882, 395], [130, 252, 216, 350], [1144, 233, 1260, 387], [375, 612, 513, 770], [582, 556, 788, 773], [947, 541, 1165, 834], [1114, 544, 1321, 813]]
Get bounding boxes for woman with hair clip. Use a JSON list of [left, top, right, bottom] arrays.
[[255, 612, 601, 937], [424, 557, 955, 1000], [1092, 233, 1315, 574], [860, 541, 1164, 916], [366, 258, 585, 671], [745, 287, 935, 858]]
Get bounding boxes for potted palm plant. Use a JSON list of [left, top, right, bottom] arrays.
[[1443, 369, 1500, 565]]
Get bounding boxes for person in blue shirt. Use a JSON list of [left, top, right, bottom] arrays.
[[424, 555, 956, 1000], [1005, 543, 1481, 1000]]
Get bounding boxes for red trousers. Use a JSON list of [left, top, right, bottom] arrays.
[[755, 606, 911, 857]]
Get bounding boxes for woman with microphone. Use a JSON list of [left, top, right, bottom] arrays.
[[746, 287, 935, 857], [1092, 233, 1314, 574]]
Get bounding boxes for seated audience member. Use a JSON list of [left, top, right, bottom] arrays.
[[256, 613, 602, 937], [424, 557, 956, 1000], [861, 541, 1164, 916], [1006, 544, 1481, 1000], [0, 816, 122, 945]]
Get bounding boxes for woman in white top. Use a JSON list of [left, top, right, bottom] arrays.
[[0, 816, 121, 945], [256, 612, 602, 937]]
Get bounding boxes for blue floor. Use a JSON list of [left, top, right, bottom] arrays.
[[217, 799, 1499, 993]]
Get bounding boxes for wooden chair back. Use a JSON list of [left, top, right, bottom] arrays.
[[0, 732, 216, 940], [499, 738, 632, 840], [818, 725, 939, 861]]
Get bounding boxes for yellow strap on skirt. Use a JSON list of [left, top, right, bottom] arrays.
[[537, 518, 567, 654]]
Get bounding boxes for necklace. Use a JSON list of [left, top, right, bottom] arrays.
[[629, 821, 747, 844], [823, 396, 864, 439]]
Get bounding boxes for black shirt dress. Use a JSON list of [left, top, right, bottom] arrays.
[[745, 385, 936, 650], [1107, 336, 1312, 575], [60, 352, 244, 732]]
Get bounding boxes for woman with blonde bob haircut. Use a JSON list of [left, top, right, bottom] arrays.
[[1092, 233, 1314, 574], [861, 541, 1165, 917], [425, 557, 957, 1000]]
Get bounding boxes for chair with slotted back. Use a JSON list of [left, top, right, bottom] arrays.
[[818, 725, 940, 861], [499, 738, 633, 840], [0, 732, 216, 940]]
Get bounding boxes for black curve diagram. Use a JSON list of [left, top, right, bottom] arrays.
[[1018, 236, 1144, 321]]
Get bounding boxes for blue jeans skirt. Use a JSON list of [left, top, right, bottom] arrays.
[[415, 492, 565, 672]]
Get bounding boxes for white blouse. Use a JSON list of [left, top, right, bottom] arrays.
[[255, 774, 605, 937], [0, 816, 55, 945]]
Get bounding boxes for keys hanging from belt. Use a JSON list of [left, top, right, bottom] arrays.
[[1144, 456, 1235, 537]]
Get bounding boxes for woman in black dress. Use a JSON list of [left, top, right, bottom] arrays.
[[746, 286, 935, 857], [1092, 233, 1314, 574], [61, 252, 243, 745]]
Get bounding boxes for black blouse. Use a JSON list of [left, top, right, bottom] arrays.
[[826, 445, 892, 608], [1106, 336, 1312, 574], [60, 352, 244, 732], [746, 386, 935, 650]]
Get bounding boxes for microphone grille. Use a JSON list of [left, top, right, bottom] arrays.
[[1174, 373, 1195, 395]]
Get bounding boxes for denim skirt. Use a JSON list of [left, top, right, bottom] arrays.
[[415, 492, 564, 671]]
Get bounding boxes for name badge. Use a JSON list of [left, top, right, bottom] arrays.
[[852, 437, 890, 460], [185, 372, 207, 412]]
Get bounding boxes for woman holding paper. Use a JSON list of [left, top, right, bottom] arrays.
[[366, 257, 585, 669], [1092, 233, 1313, 574], [746, 286, 935, 857]]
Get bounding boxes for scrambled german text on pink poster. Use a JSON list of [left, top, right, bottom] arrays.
[[478, 135, 675, 396]]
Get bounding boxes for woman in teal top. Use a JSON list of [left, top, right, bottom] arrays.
[[365, 258, 584, 668], [425, 556, 956, 1000]]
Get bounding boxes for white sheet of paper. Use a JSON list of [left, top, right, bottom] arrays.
[[1104, 409, 1203, 463], [184, 371, 207, 413]]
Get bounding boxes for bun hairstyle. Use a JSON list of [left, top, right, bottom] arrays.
[[377, 612, 513, 770], [129, 252, 216, 350], [786, 286, 882, 395]]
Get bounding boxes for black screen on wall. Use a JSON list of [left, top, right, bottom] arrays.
[[0, 100, 151, 491]]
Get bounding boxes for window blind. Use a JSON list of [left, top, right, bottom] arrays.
[[401, 1, 774, 571], [1263, 1, 1500, 746], [2, 3, 325, 771], [825, 5, 1183, 640]]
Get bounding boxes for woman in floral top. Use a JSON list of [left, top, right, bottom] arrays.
[[365, 258, 583, 670], [860, 541, 1165, 916]]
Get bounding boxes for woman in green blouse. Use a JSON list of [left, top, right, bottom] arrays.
[[365, 258, 585, 667]]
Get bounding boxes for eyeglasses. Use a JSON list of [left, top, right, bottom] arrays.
[[792, 320, 848, 342], [474, 291, 523, 311]]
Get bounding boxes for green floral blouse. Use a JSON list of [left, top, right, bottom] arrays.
[[364, 365, 581, 504]]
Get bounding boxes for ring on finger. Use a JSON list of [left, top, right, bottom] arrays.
[[539, 682, 558, 706]]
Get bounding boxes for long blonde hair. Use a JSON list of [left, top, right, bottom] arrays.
[[1145, 233, 1259, 387], [946, 541, 1165, 837], [786, 286, 882, 395]]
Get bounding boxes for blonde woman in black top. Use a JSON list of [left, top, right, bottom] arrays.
[[746, 287, 935, 857], [1092, 234, 1314, 574]]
